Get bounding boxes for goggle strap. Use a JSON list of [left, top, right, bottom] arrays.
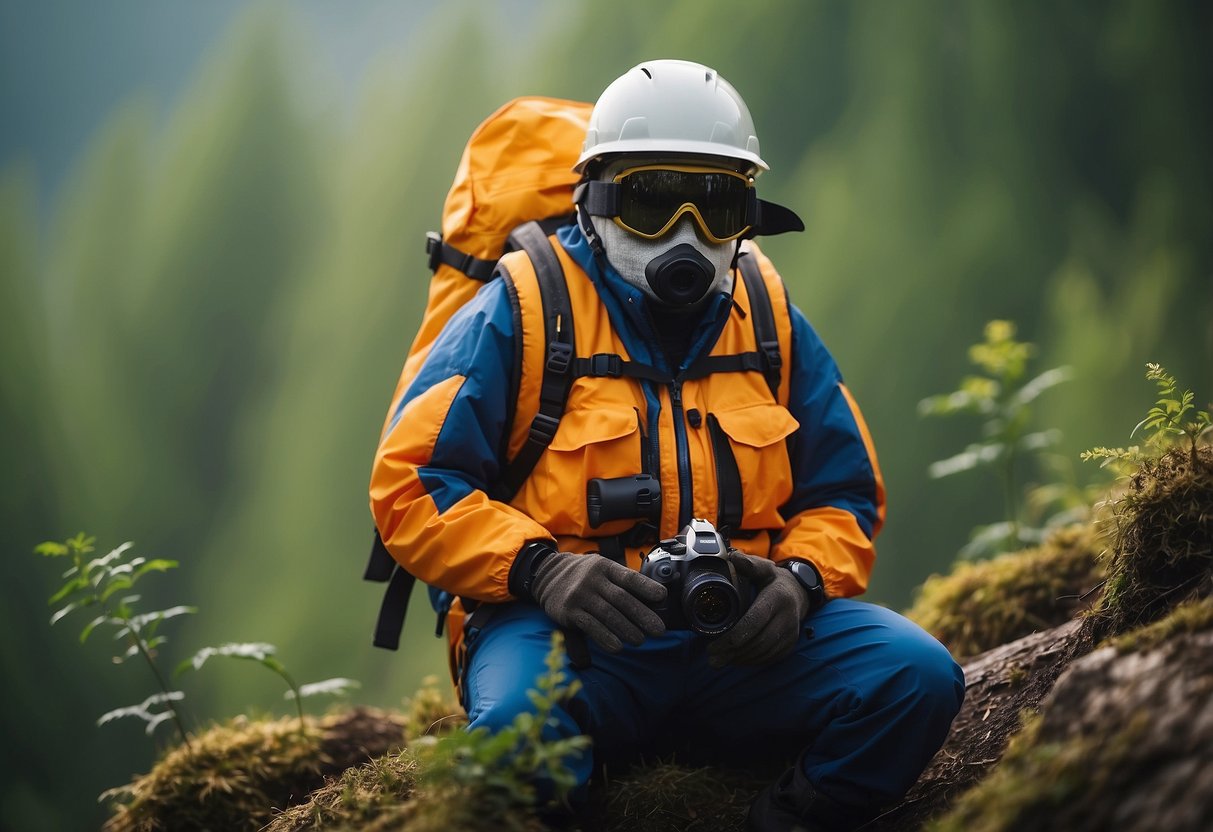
[[572, 180, 620, 218]]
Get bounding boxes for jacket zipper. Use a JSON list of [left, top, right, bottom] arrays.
[[669, 378, 692, 528]]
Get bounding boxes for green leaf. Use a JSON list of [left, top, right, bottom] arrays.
[[128, 606, 196, 631], [35, 542, 69, 557], [177, 642, 277, 675], [66, 533, 97, 555], [47, 576, 87, 605], [1012, 366, 1072, 407], [80, 614, 111, 643], [100, 577, 134, 603], [927, 442, 1005, 478], [130, 559, 178, 582], [97, 690, 185, 731], [261, 656, 289, 675], [50, 602, 79, 626], [284, 677, 361, 700]]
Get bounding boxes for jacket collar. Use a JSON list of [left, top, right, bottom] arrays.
[[556, 222, 735, 376]]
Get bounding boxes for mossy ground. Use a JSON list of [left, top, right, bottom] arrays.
[[904, 524, 1105, 659], [102, 708, 405, 832]]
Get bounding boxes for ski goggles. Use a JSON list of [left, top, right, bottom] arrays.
[[575, 164, 758, 244]]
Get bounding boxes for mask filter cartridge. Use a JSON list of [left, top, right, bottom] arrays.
[[644, 243, 716, 306]]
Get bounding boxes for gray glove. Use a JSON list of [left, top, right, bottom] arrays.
[[707, 551, 813, 668], [531, 551, 668, 652]]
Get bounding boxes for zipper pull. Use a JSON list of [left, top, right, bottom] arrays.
[[669, 380, 683, 409]]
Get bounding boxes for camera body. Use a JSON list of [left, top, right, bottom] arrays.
[[640, 519, 750, 636]]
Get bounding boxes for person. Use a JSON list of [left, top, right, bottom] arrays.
[[370, 59, 964, 832]]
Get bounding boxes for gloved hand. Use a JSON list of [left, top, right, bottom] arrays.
[[707, 551, 814, 668], [530, 551, 668, 652]]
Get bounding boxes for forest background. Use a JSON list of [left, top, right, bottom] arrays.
[[2, 1, 1209, 829]]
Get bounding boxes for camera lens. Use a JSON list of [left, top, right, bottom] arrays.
[[692, 586, 732, 625], [682, 572, 741, 636]]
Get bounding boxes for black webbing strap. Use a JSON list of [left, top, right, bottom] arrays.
[[364, 528, 396, 581], [425, 232, 498, 282], [365, 528, 417, 651], [737, 251, 782, 397], [572, 354, 671, 384], [572, 181, 620, 219], [683, 351, 767, 379], [707, 414, 744, 532], [373, 564, 416, 651], [371, 220, 579, 652], [497, 222, 573, 501]]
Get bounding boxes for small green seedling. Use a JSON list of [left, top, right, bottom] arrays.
[[410, 631, 591, 821], [35, 533, 195, 748], [177, 642, 359, 736], [1082, 362, 1211, 471], [919, 320, 1072, 557]]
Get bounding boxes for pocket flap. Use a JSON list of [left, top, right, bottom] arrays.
[[549, 407, 639, 451], [713, 404, 800, 448]]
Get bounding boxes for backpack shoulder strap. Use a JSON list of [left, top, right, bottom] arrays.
[[736, 249, 783, 398], [496, 221, 573, 501]]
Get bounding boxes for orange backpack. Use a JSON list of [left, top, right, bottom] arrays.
[[366, 97, 593, 648], [378, 96, 594, 434]]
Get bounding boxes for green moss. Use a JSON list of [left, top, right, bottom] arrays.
[[103, 708, 405, 832], [1089, 445, 1213, 638], [266, 749, 422, 832], [905, 525, 1104, 658], [1106, 596, 1213, 654], [928, 711, 1148, 832]]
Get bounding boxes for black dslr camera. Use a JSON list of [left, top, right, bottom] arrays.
[[641, 519, 750, 636]]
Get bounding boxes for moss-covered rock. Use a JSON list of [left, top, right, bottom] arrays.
[[905, 524, 1105, 659], [102, 708, 405, 832], [929, 608, 1213, 832], [1089, 445, 1213, 640]]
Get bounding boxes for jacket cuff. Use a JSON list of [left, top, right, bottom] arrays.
[[508, 540, 558, 602]]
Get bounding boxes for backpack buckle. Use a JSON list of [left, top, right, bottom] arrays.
[[425, 231, 443, 273], [589, 353, 623, 377], [546, 341, 573, 375], [759, 339, 782, 372]]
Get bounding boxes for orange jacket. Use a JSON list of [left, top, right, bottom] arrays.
[[370, 223, 885, 658]]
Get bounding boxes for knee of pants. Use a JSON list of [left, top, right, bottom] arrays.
[[886, 629, 966, 719]]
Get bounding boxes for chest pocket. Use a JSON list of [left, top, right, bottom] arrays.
[[708, 403, 800, 531], [524, 407, 643, 535]]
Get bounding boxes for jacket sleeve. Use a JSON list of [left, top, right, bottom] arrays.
[[770, 304, 886, 598], [369, 278, 554, 603]]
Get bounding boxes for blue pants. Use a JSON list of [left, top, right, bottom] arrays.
[[460, 599, 964, 811]]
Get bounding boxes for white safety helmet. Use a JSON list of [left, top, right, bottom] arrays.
[[575, 59, 767, 174]]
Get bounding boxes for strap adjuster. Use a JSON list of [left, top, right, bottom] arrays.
[[425, 231, 443, 272], [589, 353, 623, 377], [546, 341, 573, 374], [529, 412, 561, 444], [760, 339, 783, 371]]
